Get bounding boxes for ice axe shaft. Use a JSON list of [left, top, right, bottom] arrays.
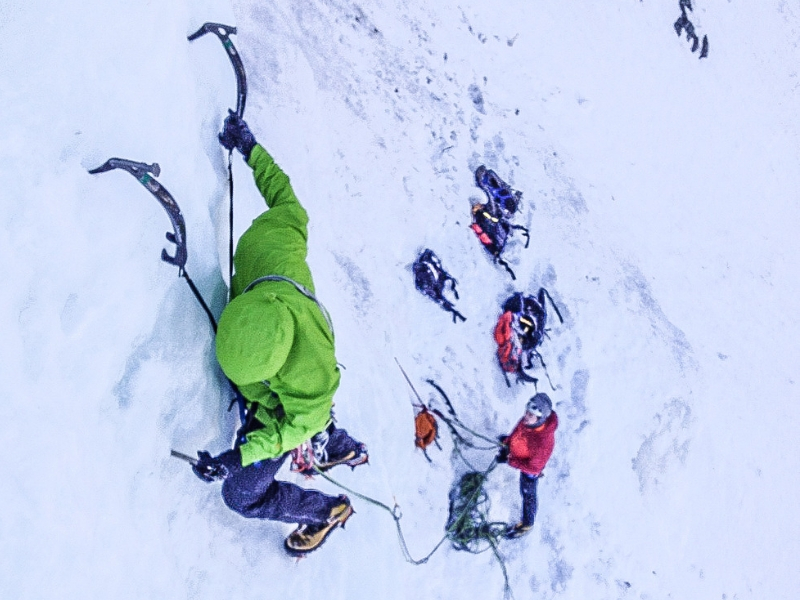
[[170, 449, 198, 466]]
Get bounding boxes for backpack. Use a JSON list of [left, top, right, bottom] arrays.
[[470, 166, 529, 280], [493, 288, 563, 385], [412, 249, 466, 323]]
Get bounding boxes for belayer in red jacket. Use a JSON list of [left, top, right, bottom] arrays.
[[497, 393, 558, 538]]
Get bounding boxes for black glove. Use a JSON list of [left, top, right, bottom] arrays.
[[192, 448, 242, 483], [496, 436, 510, 463], [218, 109, 257, 160]]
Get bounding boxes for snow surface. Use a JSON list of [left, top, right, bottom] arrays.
[[2, 1, 799, 598]]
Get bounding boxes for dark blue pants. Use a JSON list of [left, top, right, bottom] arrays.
[[222, 426, 361, 526], [321, 425, 363, 463], [520, 472, 539, 527]]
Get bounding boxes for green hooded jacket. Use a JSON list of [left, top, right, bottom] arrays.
[[215, 144, 339, 467]]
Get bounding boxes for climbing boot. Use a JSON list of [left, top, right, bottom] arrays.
[[284, 496, 354, 556], [315, 443, 369, 472], [505, 522, 532, 539]]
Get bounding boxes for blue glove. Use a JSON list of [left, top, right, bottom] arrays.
[[218, 109, 257, 160], [192, 449, 242, 482]]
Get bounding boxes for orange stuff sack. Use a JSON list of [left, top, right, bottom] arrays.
[[415, 409, 438, 450]]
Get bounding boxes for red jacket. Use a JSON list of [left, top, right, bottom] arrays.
[[507, 411, 558, 476]]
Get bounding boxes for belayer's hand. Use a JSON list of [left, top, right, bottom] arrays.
[[496, 436, 510, 464], [218, 109, 257, 160], [191, 449, 241, 482]]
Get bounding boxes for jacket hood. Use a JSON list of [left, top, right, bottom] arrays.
[[216, 290, 295, 386]]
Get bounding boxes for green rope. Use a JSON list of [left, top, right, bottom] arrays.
[[315, 456, 513, 597], [313, 364, 514, 595], [445, 464, 513, 599]]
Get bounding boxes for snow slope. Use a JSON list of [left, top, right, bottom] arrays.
[[2, 1, 799, 598]]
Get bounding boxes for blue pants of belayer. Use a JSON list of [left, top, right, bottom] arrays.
[[222, 426, 361, 526], [520, 472, 539, 527]]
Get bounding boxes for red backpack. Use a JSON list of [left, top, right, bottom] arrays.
[[493, 289, 563, 385]]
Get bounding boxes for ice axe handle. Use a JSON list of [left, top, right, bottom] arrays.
[[170, 449, 198, 466]]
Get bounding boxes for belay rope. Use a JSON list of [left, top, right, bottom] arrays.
[[447, 468, 509, 553], [227, 148, 235, 291], [314, 361, 514, 599]]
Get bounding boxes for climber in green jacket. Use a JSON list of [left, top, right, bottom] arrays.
[[191, 111, 367, 556]]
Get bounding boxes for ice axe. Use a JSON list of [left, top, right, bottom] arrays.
[[88, 158, 186, 269], [87, 158, 217, 331], [188, 21, 250, 294]]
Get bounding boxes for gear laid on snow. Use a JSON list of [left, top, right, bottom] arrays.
[[673, 1, 709, 60], [445, 467, 511, 575], [494, 288, 564, 386], [398, 360, 503, 462], [412, 249, 466, 323], [414, 408, 439, 451], [396, 359, 442, 461], [470, 166, 530, 280], [475, 165, 523, 217]]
